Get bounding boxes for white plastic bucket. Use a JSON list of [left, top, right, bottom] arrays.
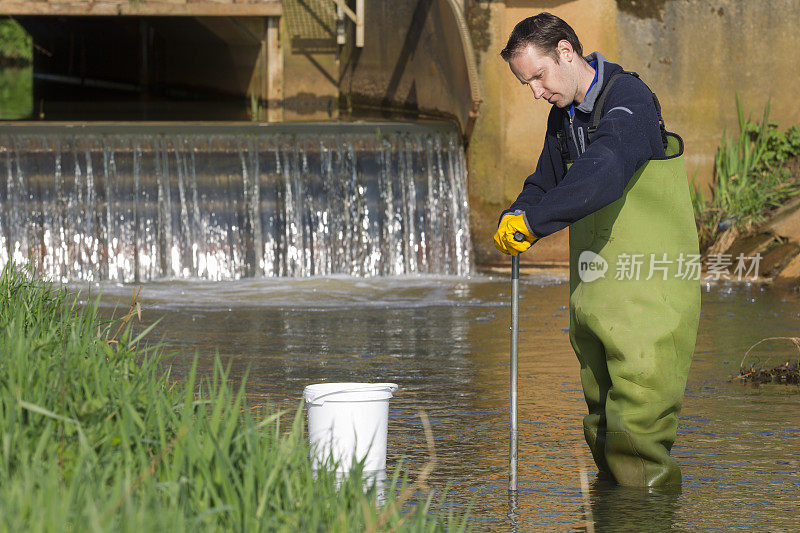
[[304, 382, 398, 472]]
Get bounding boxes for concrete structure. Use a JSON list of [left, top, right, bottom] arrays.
[[3, 0, 478, 127], [5, 1, 283, 121], [337, 0, 481, 139], [281, 0, 481, 130]]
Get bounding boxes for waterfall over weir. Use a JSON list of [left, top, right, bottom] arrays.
[[0, 123, 472, 281]]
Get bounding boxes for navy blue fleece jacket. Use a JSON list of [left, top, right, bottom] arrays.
[[502, 52, 666, 238]]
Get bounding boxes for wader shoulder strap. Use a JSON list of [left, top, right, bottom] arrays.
[[650, 90, 669, 152], [587, 70, 668, 151], [556, 129, 571, 170], [556, 70, 668, 172]]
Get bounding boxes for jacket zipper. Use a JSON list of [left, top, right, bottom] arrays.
[[568, 113, 581, 156]]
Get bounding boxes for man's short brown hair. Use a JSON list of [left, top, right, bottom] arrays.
[[500, 13, 583, 62]]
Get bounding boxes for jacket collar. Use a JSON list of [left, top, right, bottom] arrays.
[[574, 52, 622, 114]]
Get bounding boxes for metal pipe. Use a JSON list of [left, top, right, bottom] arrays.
[[509, 254, 519, 492]]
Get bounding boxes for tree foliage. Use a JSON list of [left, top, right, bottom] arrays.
[[0, 18, 32, 64]]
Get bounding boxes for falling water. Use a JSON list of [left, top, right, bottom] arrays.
[[0, 123, 472, 281]]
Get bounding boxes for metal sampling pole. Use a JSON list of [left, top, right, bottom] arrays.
[[509, 253, 520, 492]]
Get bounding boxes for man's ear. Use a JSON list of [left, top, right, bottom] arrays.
[[557, 40, 574, 62]]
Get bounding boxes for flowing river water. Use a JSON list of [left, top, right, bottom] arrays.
[[84, 274, 800, 532], [0, 123, 470, 280]]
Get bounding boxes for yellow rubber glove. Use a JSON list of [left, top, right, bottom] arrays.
[[493, 212, 538, 256]]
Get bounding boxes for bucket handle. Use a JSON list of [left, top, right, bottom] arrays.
[[307, 384, 398, 405]]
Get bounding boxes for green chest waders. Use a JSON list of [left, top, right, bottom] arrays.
[[564, 74, 701, 486]]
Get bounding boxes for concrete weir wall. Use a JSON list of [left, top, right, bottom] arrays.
[[468, 0, 800, 266]]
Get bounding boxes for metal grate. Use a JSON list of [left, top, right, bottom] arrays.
[[283, 0, 337, 53]]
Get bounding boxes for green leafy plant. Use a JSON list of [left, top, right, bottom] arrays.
[[693, 96, 800, 249], [0, 18, 32, 64], [250, 93, 263, 122]]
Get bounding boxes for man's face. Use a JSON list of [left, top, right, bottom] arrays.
[[508, 43, 577, 108]]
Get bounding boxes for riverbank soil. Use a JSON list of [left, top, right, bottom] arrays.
[[700, 156, 800, 290]]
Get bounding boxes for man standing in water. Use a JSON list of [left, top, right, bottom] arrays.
[[493, 13, 700, 486]]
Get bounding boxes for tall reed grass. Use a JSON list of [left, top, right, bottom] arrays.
[[0, 262, 467, 531], [692, 96, 800, 249]]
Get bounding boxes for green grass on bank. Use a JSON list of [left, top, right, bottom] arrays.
[[692, 96, 800, 250], [0, 262, 467, 532]]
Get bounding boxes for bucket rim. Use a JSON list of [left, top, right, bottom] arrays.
[[304, 382, 398, 405]]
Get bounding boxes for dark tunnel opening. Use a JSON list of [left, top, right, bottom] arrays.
[[13, 16, 268, 121]]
